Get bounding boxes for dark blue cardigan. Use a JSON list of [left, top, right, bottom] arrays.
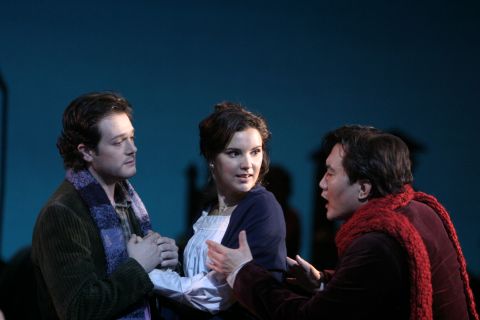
[[220, 185, 287, 281], [160, 186, 287, 319]]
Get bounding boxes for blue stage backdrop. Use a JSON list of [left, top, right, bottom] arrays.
[[1, 0, 479, 274]]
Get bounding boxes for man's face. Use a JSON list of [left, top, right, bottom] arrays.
[[319, 143, 363, 221], [86, 113, 137, 185]]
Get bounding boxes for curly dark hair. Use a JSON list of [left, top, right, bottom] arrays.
[[199, 102, 271, 184], [320, 125, 413, 198], [56, 92, 133, 170]]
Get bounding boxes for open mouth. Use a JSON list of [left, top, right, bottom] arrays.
[[321, 193, 329, 208]]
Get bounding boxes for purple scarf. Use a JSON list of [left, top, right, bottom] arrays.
[[66, 169, 152, 319]]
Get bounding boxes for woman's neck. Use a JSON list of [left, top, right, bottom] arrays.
[[213, 192, 244, 215]]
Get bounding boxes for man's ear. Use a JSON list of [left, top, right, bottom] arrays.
[[358, 180, 372, 202], [77, 143, 94, 162]]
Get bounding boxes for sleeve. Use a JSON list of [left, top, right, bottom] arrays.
[[149, 268, 235, 314], [32, 202, 153, 320], [232, 233, 409, 320], [236, 193, 287, 281]]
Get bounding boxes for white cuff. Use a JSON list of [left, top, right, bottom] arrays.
[[226, 259, 252, 288]]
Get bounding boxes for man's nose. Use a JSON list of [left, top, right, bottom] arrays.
[[319, 174, 327, 190], [126, 139, 137, 154]]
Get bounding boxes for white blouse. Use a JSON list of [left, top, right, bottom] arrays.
[[149, 211, 234, 314]]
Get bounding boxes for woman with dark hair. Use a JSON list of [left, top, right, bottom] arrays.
[[149, 102, 287, 318]]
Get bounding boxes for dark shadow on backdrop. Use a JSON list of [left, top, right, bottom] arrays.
[[0, 70, 9, 256], [310, 147, 338, 270], [264, 165, 301, 257]]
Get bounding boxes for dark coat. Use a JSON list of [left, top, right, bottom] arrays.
[[233, 200, 470, 320], [31, 180, 155, 320]]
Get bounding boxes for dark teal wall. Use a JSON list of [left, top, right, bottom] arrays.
[[1, 0, 479, 273]]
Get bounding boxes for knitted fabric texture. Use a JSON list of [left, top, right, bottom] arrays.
[[336, 185, 478, 320], [414, 191, 479, 320], [66, 169, 152, 320]]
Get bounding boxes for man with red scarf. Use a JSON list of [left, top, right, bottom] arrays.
[[206, 125, 478, 320]]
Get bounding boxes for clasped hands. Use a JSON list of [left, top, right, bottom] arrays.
[[206, 230, 322, 292], [127, 230, 178, 272]]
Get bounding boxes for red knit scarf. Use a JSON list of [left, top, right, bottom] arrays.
[[335, 185, 478, 320]]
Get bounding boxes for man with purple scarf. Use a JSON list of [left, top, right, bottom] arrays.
[[32, 92, 178, 320]]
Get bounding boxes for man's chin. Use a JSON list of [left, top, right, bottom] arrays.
[[122, 168, 137, 179], [326, 210, 339, 221]]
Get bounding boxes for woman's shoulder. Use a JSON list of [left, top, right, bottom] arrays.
[[244, 185, 276, 202], [235, 186, 282, 217]]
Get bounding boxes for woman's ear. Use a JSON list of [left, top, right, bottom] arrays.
[[358, 180, 372, 202], [77, 144, 94, 162]]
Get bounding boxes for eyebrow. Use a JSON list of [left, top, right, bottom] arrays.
[[224, 145, 262, 151], [109, 129, 135, 142]]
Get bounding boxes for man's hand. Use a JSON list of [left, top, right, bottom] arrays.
[[127, 232, 163, 272], [206, 230, 253, 275], [286, 255, 323, 293]]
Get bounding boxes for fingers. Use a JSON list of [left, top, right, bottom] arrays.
[[161, 258, 178, 268], [206, 261, 218, 272], [156, 236, 175, 246], [160, 250, 177, 261], [145, 233, 174, 260], [157, 245, 177, 256], [296, 254, 306, 264], [207, 246, 224, 264], [155, 237, 178, 250], [144, 231, 161, 243], [145, 230, 162, 237], [207, 260, 225, 274], [207, 234, 252, 275], [238, 230, 253, 262], [206, 240, 226, 254], [238, 230, 249, 250], [128, 234, 137, 244], [287, 256, 299, 268], [144, 230, 154, 238], [128, 234, 144, 244], [296, 255, 311, 272], [296, 255, 321, 281], [157, 240, 178, 269], [161, 261, 177, 268], [207, 247, 230, 273]]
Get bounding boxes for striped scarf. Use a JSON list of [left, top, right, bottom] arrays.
[[66, 169, 152, 319], [336, 185, 478, 320]]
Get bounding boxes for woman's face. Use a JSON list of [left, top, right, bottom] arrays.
[[212, 127, 263, 202]]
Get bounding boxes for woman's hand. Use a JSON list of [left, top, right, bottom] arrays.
[[156, 236, 179, 269], [206, 230, 253, 275]]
